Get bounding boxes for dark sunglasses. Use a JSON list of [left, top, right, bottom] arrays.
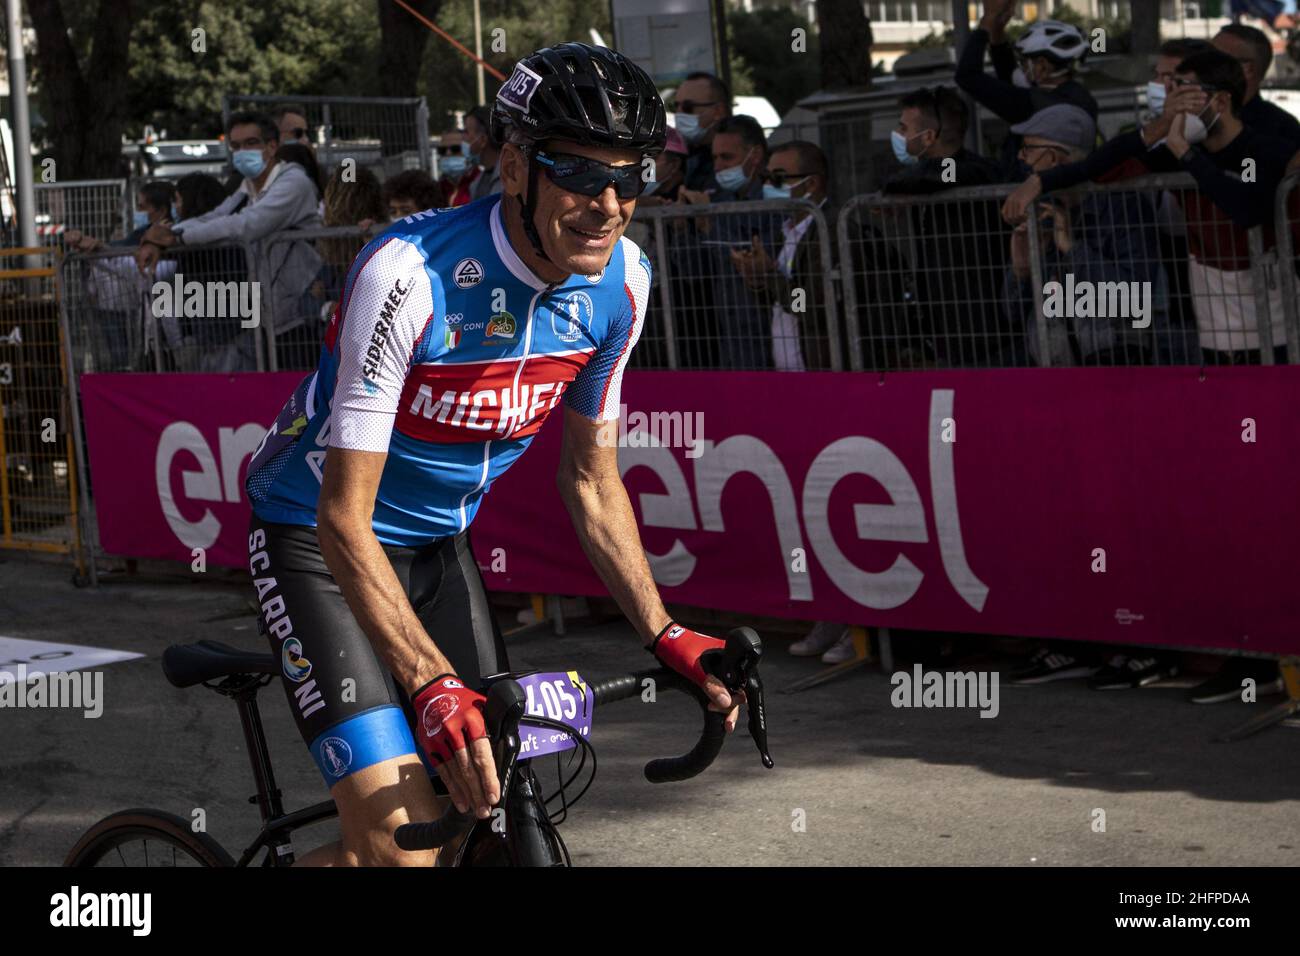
[[762, 170, 810, 188], [286, 127, 308, 139], [676, 99, 719, 114], [534, 150, 646, 199]]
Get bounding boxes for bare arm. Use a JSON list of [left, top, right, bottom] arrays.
[[556, 405, 671, 648], [316, 446, 453, 692]]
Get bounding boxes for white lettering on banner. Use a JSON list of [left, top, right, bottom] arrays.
[[155, 422, 265, 550], [620, 388, 988, 611]]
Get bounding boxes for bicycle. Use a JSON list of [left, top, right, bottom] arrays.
[[65, 627, 773, 867]]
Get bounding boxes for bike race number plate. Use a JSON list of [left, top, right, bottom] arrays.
[[515, 671, 594, 761]]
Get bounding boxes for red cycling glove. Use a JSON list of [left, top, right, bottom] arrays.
[[650, 622, 725, 689], [412, 675, 488, 765]]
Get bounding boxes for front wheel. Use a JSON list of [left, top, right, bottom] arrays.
[[64, 809, 235, 867]]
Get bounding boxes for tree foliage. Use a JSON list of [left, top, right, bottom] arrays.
[[726, 7, 821, 114]]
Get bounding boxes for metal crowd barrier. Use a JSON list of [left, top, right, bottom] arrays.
[[222, 94, 432, 177], [58, 240, 263, 374], [1271, 170, 1300, 366], [629, 198, 842, 372], [837, 172, 1294, 371], [0, 245, 90, 578], [33, 180, 129, 252], [51, 178, 1300, 379]]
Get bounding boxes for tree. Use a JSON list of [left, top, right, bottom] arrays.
[[816, 0, 872, 91], [26, 0, 133, 178], [128, 0, 381, 140], [728, 7, 821, 114], [1129, 0, 1159, 56], [378, 0, 440, 98]]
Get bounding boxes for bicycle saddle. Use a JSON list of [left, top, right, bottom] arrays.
[[162, 639, 278, 688]]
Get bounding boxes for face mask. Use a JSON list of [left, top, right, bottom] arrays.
[[1183, 104, 1220, 145], [1146, 81, 1167, 116], [891, 129, 924, 166], [467, 150, 482, 166], [170, 203, 180, 221], [1012, 67, 1032, 89], [441, 155, 469, 177], [715, 162, 751, 193], [232, 149, 266, 179], [133, 210, 151, 230], [762, 184, 791, 200], [675, 112, 708, 145]]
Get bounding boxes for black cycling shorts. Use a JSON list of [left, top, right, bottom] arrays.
[[246, 515, 509, 787]]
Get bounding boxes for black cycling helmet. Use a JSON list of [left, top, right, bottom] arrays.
[[491, 42, 667, 155], [491, 43, 666, 265]]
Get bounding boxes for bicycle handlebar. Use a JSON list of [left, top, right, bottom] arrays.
[[393, 627, 773, 852]]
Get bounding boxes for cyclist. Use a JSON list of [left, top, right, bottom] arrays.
[[243, 43, 744, 866]]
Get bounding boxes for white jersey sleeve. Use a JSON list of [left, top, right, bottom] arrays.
[[330, 236, 437, 453]]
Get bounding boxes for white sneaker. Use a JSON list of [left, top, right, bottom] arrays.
[[820, 631, 858, 664], [789, 621, 849, 656]]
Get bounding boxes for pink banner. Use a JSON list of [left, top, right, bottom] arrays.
[[80, 369, 1300, 654]]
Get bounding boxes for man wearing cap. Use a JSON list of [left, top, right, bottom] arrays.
[[1002, 48, 1300, 367], [1001, 103, 1166, 368]]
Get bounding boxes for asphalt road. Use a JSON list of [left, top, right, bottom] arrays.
[[1, 554, 1297, 867]]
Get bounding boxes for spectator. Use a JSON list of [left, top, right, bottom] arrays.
[[1147, 38, 1215, 366], [1003, 49, 1297, 367], [382, 169, 442, 220], [63, 180, 174, 370], [1000, 105, 1166, 367], [956, 0, 1096, 175], [271, 104, 313, 149], [672, 71, 732, 191], [139, 110, 324, 370], [465, 105, 503, 201], [1213, 23, 1300, 147], [729, 139, 838, 371], [276, 142, 324, 211], [316, 165, 387, 320], [166, 173, 255, 372], [66, 179, 173, 254], [677, 114, 782, 369], [625, 125, 689, 369], [436, 130, 479, 206], [884, 86, 1012, 367], [637, 124, 688, 207]]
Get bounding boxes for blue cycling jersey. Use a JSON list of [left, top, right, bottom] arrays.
[[245, 194, 651, 545]]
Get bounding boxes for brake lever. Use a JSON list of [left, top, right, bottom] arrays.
[[706, 627, 774, 770]]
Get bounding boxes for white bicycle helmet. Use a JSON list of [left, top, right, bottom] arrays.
[[1014, 20, 1088, 66]]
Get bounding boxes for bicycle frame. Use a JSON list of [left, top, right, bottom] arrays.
[[221, 674, 564, 867]]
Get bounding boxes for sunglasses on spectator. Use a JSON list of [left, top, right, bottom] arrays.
[[1170, 77, 1221, 92], [285, 127, 308, 139], [1018, 143, 1068, 160], [676, 99, 720, 114], [533, 149, 646, 199], [762, 170, 811, 188]]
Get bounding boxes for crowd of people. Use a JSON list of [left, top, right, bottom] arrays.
[[69, 103, 492, 372], [60, 23, 1293, 695]]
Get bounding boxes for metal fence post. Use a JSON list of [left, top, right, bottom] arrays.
[[650, 212, 680, 370], [1025, 203, 1051, 368], [53, 257, 98, 585], [1246, 226, 1275, 364], [836, 195, 865, 372], [1271, 171, 1300, 365], [417, 97, 432, 174], [809, 202, 843, 371]]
